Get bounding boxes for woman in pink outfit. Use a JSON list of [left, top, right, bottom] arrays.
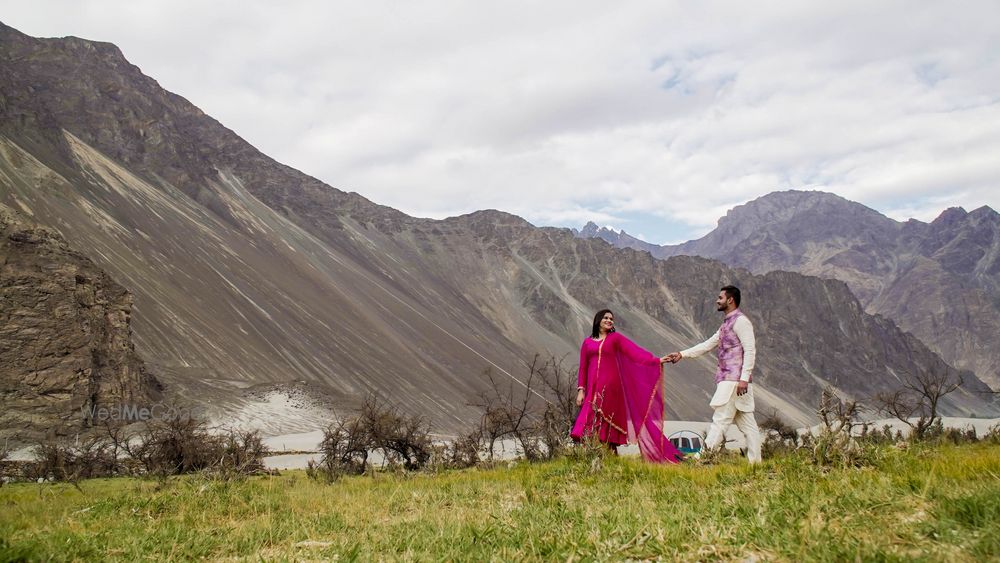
[[571, 309, 683, 463]]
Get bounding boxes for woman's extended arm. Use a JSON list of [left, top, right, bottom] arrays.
[[610, 332, 660, 366], [576, 340, 588, 406]]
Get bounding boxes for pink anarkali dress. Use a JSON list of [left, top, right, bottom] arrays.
[[570, 331, 683, 463]]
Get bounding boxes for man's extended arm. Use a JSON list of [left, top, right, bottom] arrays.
[[681, 329, 720, 359], [662, 329, 720, 363]]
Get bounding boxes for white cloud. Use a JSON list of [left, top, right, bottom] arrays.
[[2, 0, 999, 244]]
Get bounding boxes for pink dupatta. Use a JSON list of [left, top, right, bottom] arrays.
[[612, 337, 684, 464]]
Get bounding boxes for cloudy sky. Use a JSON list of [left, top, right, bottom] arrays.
[[4, 1, 999, 243]]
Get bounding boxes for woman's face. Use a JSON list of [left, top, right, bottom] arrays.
[[600, 312, 615, 333]]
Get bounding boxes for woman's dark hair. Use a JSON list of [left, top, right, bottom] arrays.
[[591, 309, 615, 338]]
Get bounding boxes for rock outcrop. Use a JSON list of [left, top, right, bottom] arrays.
[[0, 203, 160, 443]]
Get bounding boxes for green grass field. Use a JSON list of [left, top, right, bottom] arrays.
[[2, 442, 998, 561]]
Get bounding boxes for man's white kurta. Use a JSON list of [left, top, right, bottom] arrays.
[[681, 314, 756, 412]]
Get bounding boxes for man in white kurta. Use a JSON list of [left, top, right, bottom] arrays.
[[664, 286, 761, 463]]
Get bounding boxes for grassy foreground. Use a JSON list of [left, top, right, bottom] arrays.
[[1, 443, 998, 562]]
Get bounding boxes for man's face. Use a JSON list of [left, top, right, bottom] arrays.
[[716, 290, 732, 312]]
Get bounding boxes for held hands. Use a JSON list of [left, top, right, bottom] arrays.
[[660, 352, 682, 364]]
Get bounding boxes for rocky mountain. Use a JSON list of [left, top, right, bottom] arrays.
[[1, 23, 995, 441], [579, 191, 1000, 390], [576, 222, 663, 257], [0, 202, 161, 442]]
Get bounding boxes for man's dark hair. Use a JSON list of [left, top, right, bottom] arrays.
[[721, 285, 741, 307], [591, 309, 616, 339]]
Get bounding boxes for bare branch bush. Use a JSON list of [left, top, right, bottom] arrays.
[[310, 353, 577, 480], [99, 418, 132, 475], [818, 387, 863, 435], [215, 429, 270, 479], [810, 387, 882, 468], [758, 409, 800, 457], [473, 362, 544, 461], [429, 428, 482, 471], [124, 415, 220, 476], [856, 423, 903, 445], [313, 416, 370, 480], [534, 354, 578, 459], [359, 394, 433, 471], [27, 438, 111, 484], [118, 412, 269, 479], [688, 444, 743, 466], [470, 354, 578, 463], [936, 423, 979, 445], [14, 409, 272, 483], [985, 423, 1000, 444], [873, 369, 963, 441], [311, 393, 434, 481]]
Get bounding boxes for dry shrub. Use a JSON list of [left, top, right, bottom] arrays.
[[124, 415, 222, 476], [472, 354, 577, 462], [985, 423, 1000, 444], [360, 395, 433, 470], [474, 365, 544, 461], [130, 420, 269, 479], [809, 387, 883, 468], [27, 437, 117, 483], [857, 423, 904, 445], [873, 368, 963, 440], [429, 429, 483, 471], [16, 410, 270, 483], [534, 355, 579, 459], [314, 416, 370, 479], [758, 409, 800, 457], [691, 445, 744, 466], [311, 394, 434, 481], [936, 423, 978, 445], [563, 433, 611, 470], [309, 353, 578, 481], [216, 430, 270, 478]]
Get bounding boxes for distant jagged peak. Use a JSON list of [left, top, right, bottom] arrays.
[[933, 206, 969, 224], [574, 222, 644, 247], [578, 221, 602, 237], [717, 189, 893, 228], [578, 221, 625, 235], [930, 205, 999, 228], [441, 208, 535, 232], [968, 205, 999, 222]]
